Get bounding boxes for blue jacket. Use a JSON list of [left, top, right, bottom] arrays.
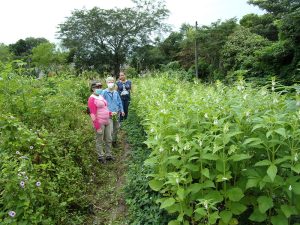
[[102, 89, 124, 113]]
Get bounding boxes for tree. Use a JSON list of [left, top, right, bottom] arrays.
[[221, 27, 270, 77], [31, 42, 67, 71], [9, 37, 49, 59], [240, 13, 278, 41], [57, 0, 169, 76], [0, 43, 12, 63]]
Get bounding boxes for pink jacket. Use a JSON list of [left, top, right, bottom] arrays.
[[88, 94, 110, 130]]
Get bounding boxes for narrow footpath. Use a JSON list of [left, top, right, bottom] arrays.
[[85, 130, 130, 225]]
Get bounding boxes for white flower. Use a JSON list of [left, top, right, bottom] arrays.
[[8, 211, 16, 217], [16, 151, 21, 155], [172, 146, 176, 152], [289, 185, 292, 191], [213, 119, 219, 125], [36, 181, 41, 187], [198, 140, 203, 147], [237, 85, 244, 91], [175, 134, 180, 143], [24, 176, 28, 181], [29, 146, 34, 150], [273, 98, 279, 104], [204, 113, 208, 118], [159, 147, 164, 152], [203, 200, 208, 210], [20, 181, 25, 188]]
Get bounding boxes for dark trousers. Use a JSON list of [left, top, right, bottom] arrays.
[[120, 98, 130, 121]]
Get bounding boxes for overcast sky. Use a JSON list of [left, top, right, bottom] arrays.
[[0, 0, 264, 45]]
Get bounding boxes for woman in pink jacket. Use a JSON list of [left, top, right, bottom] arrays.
[[88, 81, 113, 163]]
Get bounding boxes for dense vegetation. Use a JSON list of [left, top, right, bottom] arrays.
[[1, 0, 299, 83], [1, 0, 299, 224], [0, 62, 97, 224], [131, 74, 300, 224]]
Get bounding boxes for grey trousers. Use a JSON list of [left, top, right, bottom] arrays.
[[112, 119, 119, 142], [95, 122, 113, 158]]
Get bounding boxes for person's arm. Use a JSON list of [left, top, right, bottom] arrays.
[[88, 97, 100, 130], [116, 91, 124, 114]]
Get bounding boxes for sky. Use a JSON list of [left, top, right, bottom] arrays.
[[0, 0, 264, 45]]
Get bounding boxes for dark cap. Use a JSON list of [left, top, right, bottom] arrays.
[[90, 80, 102, 91]]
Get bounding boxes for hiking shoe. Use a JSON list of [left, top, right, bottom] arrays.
[[98, 157, 106, 164], [106, 155, 115, 161]]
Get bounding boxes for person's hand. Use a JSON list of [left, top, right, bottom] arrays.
[[121, 112, 125, 116], [96, 128, 102, 133]]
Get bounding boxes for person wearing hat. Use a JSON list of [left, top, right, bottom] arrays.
[[87, 80, 113, 163], [102, 76, 125, 147]]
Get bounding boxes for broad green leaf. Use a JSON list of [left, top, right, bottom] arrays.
[[267, 164, 277, 182], [185, 163, 199, 171], [271, 214, 288, 225], [194, 207, 206, 217], [149, 179, 164, 191], [249, 208, 267, 222], [257, 196, 273, 213], [160, 197, 175, 209], [229, 154, 252, 162], [255, 160, 272, 167], [274, 128, 286, 138], [280, 205, 297, 218], [202, 153, 219, 160], [227, 188, 244, 202], [243, 137, 263, 146], [229, 202, 247, 215], [292, 182, 300, 195], [251, 124, 265, 132], [208, 211, 220, 224], [168, 220, 180, 225], [201, 168, 210, 178], [177, 187, 185, 201], [205, 190, 223, 203], [292, 163, 300, 174], [220, 210, 232, 224], [202, 180, 215, 188]]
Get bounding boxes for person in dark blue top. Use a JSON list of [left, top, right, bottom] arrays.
[[116, 71, 132, 121]]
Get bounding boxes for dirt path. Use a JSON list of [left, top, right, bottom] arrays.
[[85, 130, 130, 225]]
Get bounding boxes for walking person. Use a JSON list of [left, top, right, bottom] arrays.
[[116, 71, 132, 121], [102, 77, 125, 147], [87, 81, 113, 163]]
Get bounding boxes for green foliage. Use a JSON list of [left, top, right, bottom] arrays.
[[0, 62, 99, 224], [240, 13, 278, 41], [31, 42, 67, 70], [0, 43, 12, 63], [132, 74, 300, 224], [123, 110, 173, 224], [9, 37, 49, 59], [58, 0, 169, 76], [221, 27, 270, 77]]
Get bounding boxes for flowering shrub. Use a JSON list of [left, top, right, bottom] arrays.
[[0, 63, 97, 224], [132, 74, 300, 225]]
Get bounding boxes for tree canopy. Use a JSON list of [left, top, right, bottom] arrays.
[[57, 0, 169, 76]]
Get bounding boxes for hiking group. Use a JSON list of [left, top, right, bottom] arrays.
[[87, 71, 132, 163]]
